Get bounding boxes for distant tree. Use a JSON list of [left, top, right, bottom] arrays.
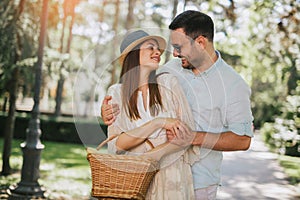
[[54, 0, 79, 116], [0, 0, 35, 175], [109, 0, 120, 86], [165, 0, 178, 62], [248, 0, 300, 127], [125, 0, 136, 30]]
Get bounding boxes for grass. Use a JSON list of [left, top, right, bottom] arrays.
[[278, 154, 300, 185], [260, 130, 300, 186], [0, 138, 95, 200]]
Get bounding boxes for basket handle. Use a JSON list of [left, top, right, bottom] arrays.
[[96, 134, 118, 150], [96, 133, 155, 151]]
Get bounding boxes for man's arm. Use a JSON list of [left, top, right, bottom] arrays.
[[192, 131, 251, 151], [167, 124, 251, 151], [101, 95, 120, 125]]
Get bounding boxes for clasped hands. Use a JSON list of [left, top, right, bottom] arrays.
[[101, 96, 194, 147], [156, 118, 194, 147]]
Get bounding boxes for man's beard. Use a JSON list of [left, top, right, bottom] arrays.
[[185, 65, 195, 70], [179, 56, 195, 70]]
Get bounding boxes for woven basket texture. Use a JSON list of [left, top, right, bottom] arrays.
[[87, 152, 159, 200]]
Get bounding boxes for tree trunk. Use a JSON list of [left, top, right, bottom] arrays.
[[54, 4, 67, 117], [1, 68, 19, 175], [65, 8, 75, 54], [2, 92, 9, 112], [287, 56, 298, 95], [54, 0, 76, 116], [54, 74, 65, 116], [165, 0, 178, 62], [109, 0, 120, 86], [1, 0, 25, 175], [125, 0, 136, 30], [99, 0, 107, 22], [59, 15, 66, 53]]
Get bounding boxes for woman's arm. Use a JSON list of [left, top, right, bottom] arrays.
[[114, 118, 181, 153], [144, 142, 185, 161], [114, 119, 161, 152]]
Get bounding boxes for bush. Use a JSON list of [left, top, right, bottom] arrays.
[[261, 122, 277, 150], [0, 113, 108, 145], [261, 118, 300, 157], [260, 88, 300, 157]]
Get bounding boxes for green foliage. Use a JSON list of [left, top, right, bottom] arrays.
[[0, 1, 18, 92], [0, 113, 108, 145], [278, 155, 300, 185], [0, 0, 40, 97], [244, 0, 300, 128], [261, 122, 277, 150], [261, 84, 300, 157]]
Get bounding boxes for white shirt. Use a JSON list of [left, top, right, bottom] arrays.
[[159, 52, 254, 189]]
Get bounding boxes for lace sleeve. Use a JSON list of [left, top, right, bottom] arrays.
[[169, 75, 195, 130], [169, 75, 199, 165], [106, 84, 124, 154]]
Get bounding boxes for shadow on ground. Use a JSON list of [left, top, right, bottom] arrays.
[[217, 133, 300, 200]]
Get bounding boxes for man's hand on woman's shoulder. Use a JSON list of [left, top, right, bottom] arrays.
[[101, 95, 120, 126]]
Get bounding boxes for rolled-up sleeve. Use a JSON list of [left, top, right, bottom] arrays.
[[226, 79, 254, 137], [227, 121, 253, 137]]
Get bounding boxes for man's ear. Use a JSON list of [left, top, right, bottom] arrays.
[[194, 35, 207, 48]]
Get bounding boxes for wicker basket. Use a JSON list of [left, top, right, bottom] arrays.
[[87, 135, 159, 200]]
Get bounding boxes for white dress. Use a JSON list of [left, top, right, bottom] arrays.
[[107, 73, 199, 200]]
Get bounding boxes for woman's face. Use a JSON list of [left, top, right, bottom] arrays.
[[139, 39, 161, 71]]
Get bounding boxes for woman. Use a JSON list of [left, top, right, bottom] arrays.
[[106, 30, 198, 199]]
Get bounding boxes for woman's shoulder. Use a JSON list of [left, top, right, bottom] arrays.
[[107, 83, 122, 95], [156, 72, 177, 82], [108, 83, 121, 90], [156, 72, 179, 87]]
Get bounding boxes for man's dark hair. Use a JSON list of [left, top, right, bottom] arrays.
[[169, 10, 214, 42]]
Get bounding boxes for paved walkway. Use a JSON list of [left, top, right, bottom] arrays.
[[217, 133, 300, 200]]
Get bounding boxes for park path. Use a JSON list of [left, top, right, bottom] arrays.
[[217, 132, 300, 200]]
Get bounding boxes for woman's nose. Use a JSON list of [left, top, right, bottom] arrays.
[[154, 48, 161, 56]]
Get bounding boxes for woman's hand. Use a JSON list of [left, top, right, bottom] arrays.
[[154, 118, 185, 139], [166, 121, 195, 147]]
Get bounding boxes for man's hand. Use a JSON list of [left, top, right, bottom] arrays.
[[166, 121, 195, 147], [101, 96, 120, 126]]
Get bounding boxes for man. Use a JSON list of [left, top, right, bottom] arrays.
[[101, 11, 253, 200]]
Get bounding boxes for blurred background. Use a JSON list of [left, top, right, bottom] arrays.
[[0, 0, 299, 199]]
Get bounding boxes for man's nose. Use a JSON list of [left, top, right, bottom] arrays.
[[173, 49, 180, 57]]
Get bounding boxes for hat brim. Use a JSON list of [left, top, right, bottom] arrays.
[[119, 35, 166, 65]]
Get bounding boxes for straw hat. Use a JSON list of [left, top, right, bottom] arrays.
[[119, 30, 167, 65]]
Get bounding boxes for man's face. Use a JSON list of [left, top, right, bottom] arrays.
[[170, 28, 198, 68], [181, 58, 193, 69]]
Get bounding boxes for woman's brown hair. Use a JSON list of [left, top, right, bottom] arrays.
[[119, 43, 163, 120]]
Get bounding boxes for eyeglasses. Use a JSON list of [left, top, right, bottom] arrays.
[[172, 35, 207, 54], [172, 44, 182, 54]]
